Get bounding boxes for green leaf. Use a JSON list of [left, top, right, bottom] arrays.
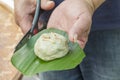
[[11, 28, 85, 76]]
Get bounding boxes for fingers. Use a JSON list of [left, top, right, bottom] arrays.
[[41, 0, 55, 10], [18, 15, 33, 34], [14, 0, 55, 34], [69, 13, 92, 49], [14, 0, 35, 34]]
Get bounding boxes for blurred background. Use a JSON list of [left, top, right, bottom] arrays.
[[0, 0, 23, 80]]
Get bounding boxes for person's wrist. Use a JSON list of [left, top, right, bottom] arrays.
[[84, 0, 105, 14], [92, 0, 105, 9]]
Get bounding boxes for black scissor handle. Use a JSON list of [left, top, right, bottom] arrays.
[[30, 0, 41, 33]]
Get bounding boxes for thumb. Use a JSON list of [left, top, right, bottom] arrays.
[[41, 0, 55, 10], [69, 26, 86, 49], [69, 26, 88, 49], [69, 15, 91, 49]]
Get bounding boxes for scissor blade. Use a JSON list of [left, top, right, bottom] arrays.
[[14, 30, 31, 52], [14, 0, 41, 52]]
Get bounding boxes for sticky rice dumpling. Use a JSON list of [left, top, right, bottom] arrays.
[[34, 32, 69, 61]]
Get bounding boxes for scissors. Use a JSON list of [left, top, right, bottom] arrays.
[[14, 0, 46, 52]]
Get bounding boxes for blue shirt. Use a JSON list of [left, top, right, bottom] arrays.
[[92, 0, 120, 31], [41, 0, 120, 31]]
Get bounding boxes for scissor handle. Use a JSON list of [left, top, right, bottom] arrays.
[[30, 0, 41, 33]]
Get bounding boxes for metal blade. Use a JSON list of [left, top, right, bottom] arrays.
[[14, 30, 32, 52]]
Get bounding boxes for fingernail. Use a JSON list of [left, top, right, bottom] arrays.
[[47, 1, 53, 5], [73, 34, 78, 42]]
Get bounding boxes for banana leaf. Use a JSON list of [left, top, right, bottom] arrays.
[[11, 28, 85, 76]]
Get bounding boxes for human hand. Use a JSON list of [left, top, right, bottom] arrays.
[[14, 0, 55, 33], [47, 0, 95, 48], [47, 0, 104, 48]]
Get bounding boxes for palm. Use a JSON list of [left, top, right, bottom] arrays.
[[47, 0, 92, 48]]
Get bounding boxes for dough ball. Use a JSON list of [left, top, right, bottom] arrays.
[[34, 32, 69, 61]]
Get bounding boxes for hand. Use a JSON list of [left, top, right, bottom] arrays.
[[47, 0, 94, 48], [14, 0, 55, 33]]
